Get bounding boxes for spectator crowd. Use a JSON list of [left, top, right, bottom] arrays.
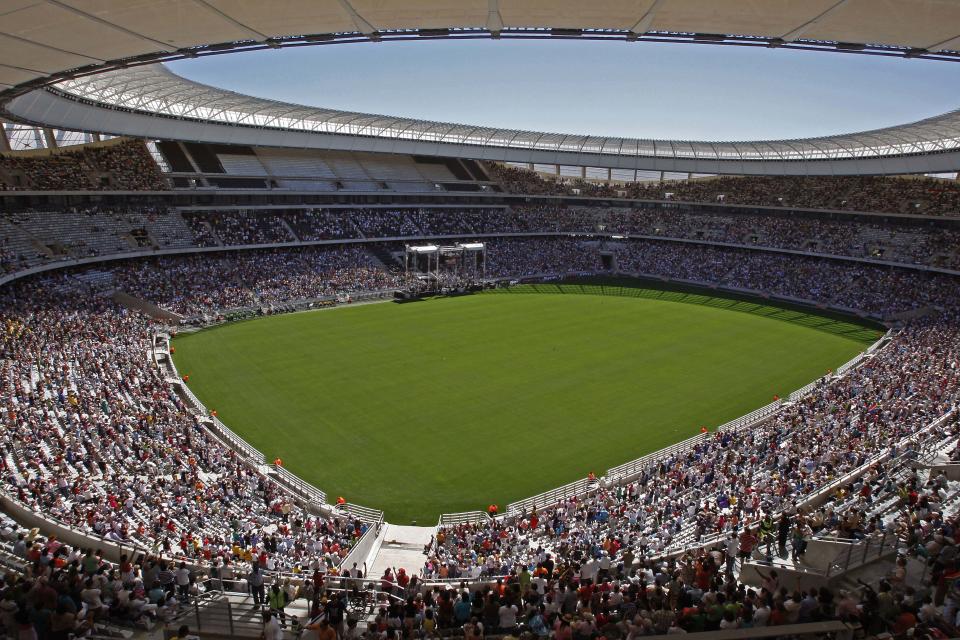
[[0, 228, 957, 639], [0, 139, 167, 192], [486, 162, 960, 217]]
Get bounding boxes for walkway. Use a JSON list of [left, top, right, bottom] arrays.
[[368, 524, 433, 578]]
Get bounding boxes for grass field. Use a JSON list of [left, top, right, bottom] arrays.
[[172, 279, 882, 523]]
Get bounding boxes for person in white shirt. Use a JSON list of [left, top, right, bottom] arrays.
[[753, 602, 771, 627], [498, 603, 518, 632], [262, 611, 285, 640], [175, 562, 191, 602]]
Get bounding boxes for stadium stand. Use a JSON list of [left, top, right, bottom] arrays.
[[1, 132, 960, 640], [4, 206, 960, 280], [9, 2, 960, 636], [0, 234, 958, 638], [0, 139, 168, 192], [2, 152, 960, 638], [486, 163, 960, 217]]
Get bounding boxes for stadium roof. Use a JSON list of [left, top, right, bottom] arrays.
[[5, 0, 960, 94], [5, 0, 960, 174]]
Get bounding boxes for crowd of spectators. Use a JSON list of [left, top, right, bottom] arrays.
[[2, 205, 960, 279], [0, 274, 370, 584], [611, 239, 960, 316], [412, 524, 959, 639], [183, 211, 295, 246], [487, 163, 960, 217], [159, 206, 960, 272], [0, 236, 956, 638], [0, 139, 167, 191], [111, 246, 406, 317]]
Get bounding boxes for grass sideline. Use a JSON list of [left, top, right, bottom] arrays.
[[172, 278, 882, 523]]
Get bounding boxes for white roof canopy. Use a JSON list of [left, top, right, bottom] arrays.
[[5, 1, 960, 173]]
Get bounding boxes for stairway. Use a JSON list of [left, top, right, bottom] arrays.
[[367, 524, 433, 578], [278, 217, 299, 242], [367, 244, 403, 269]]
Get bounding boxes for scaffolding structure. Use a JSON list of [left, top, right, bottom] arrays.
[[404, 242, 486, 282]]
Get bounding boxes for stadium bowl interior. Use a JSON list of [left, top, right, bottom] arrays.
[[1, 3, 960, 639]]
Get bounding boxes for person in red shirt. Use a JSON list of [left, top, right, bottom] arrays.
[[738, 528, 759, 561]]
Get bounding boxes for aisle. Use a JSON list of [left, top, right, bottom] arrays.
[[367, 524, 433, 578]]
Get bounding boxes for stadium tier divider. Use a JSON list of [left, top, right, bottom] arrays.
[[340, 513, 385, 571]]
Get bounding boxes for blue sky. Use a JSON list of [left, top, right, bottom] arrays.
[[169, 40, 960, 141]]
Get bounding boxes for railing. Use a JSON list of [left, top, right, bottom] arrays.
[[606, 432, 709, 485], [271, 463, 327, 506], [506, 477, 595, 516], [341, 502, 386, 525], [715, 399, 782, 433], [205, 415, 267, 464], [605, 398, 785, 486], [174, 590, 263, 639], [788, 380, 820, 403], [437, 511, 492, 526], [174, 578, 406, 639], [823, 530, 900, 578]]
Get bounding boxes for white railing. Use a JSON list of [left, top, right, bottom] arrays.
[[716, 399, 782, 433], [271, 463, 327, 506], [506, 477, 595, 516], [205, 415, 266, 465], [605, 433, 710, 485], [437, 511, 492, 526], [605, 400, 785, 486], [341, 502, 385, 524], [788, 380, 820, 403]]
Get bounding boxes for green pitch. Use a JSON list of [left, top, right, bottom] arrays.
[[172, 278, 881, 523]]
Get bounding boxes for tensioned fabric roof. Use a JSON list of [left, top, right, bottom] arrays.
[[5, 0, 960, 174], [4, 0, 960, 93]]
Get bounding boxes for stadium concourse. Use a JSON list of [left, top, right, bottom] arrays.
[[0, 129, 957, 639]]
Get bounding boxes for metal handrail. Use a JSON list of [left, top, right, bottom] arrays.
[[437, 511, 492, 526]]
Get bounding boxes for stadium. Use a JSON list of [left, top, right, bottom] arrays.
[[2, 2, 960, 639]]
